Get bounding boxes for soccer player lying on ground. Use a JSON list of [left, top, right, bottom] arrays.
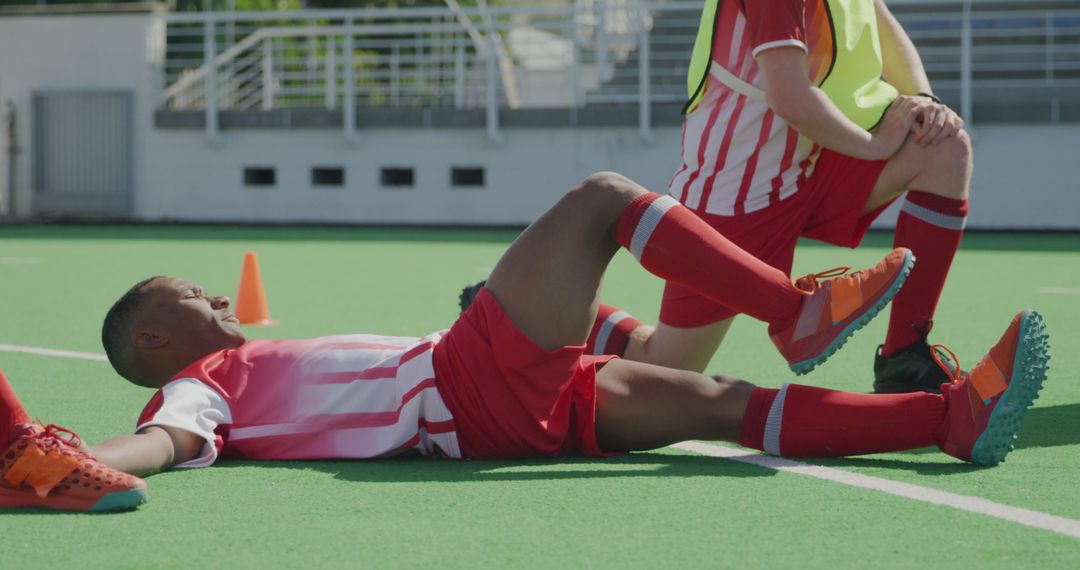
[[0, 173, 1049, 513]]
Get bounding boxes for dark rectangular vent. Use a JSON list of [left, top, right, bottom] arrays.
[[451, 167, 485, 187], [312, 167, 345, 187], [243, 167, 275, 187], [381, 167, 414, 188]]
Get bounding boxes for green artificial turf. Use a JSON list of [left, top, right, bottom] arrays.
[[1, 226, 1079, 568]]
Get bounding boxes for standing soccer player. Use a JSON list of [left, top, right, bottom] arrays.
[[587, 0, 970, 393]]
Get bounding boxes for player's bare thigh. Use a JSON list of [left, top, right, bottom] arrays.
[[485, 172, 646, 351], [593, 358, 755, 452], [864, 128, 973, 213], [622, 318, 735, 373]]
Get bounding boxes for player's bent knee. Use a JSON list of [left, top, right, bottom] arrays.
[[926, 129, 972, 172], [572, 171, 645, 208], [923, 130, 972, 199], [944, 128, 972, 164]]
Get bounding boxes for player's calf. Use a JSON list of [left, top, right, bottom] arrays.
[[907, 128, 972, 200], [878, 130, 972, 391]]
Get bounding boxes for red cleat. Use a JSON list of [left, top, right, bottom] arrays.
[[1, 422, 148, 512], [936, 310, 1050, 466], [770, 248, 915, 375]]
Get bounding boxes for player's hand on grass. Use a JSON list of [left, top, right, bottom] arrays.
[[869, 95, 928, 160], [911, 100, 964, 146]]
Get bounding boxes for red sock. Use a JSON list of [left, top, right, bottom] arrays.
[[585, 305, 643, 356], [883, 192, 968, 355], [615, 193, 801, 324], [739, 384, 945, 457], [0, 370, 31, 445]]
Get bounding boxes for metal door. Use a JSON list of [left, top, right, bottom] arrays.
[[32, 91, 133, 217]]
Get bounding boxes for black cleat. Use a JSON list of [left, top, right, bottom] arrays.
[[873, 339, 961, 394], [458, 280, 486, 313]]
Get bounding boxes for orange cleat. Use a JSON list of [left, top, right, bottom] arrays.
[[936, 310, 1050, 466], [0, 423, 148, 512], [769, 248, 915, 375]]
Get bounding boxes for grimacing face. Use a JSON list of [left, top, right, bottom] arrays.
[[140, 277, 247, 352]]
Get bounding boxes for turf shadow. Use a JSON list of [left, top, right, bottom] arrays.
[[812, 402, 1080, 472], [881, 402, 1080, 457], [0, 507, 139, 517], [209, 451, 778, 484], [1011, 403, 1080, 450], [808, 454, 986, 476]]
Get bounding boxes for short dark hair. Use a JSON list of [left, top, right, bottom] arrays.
[[101, 276, 163, 385]]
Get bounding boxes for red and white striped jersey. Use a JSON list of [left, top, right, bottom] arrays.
[[135, 333, 460, 468], [670, 0, 834, 216]]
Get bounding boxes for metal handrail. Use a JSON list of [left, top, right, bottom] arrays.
[[158, 1, 1080, 143]]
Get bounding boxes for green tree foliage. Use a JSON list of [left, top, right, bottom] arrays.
[[175, 0, 301, 12], [0, 0, 518, 9]]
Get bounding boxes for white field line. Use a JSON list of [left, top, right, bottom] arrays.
[[1038, 288, 1080, 295], [3, 342, 1078, 539], [0, 343, 108, 362], [673, 441, 1080, 540]]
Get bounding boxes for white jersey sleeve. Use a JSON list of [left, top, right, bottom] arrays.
[[135, 377, 233, 469]]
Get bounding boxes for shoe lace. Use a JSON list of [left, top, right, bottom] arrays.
[[930, 344, 962, 384], [794, 266, 852, 295], [30, 422, 86, 456]]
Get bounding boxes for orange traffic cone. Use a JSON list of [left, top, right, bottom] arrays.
[[235, 251, 276, 326]]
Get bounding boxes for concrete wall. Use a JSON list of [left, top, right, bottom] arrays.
[[0, 11, 161, 217], [1, 12, 1078, 229], [868, 124, 1080, 230], [139, 127, 683, 225], [137, 122, 1080, 229]]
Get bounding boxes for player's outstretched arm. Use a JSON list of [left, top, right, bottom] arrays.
[[89, 425, 203, 478]]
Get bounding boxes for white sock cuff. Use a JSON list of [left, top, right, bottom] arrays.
[[901, 199, 967, 231], [763, 383, 790, 456], [592, 310, 632, 356], [628, 195, 679, 261]]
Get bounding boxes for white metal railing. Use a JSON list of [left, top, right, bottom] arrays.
[[159, 0, 650, 141], [157, 0, 1080, 141]]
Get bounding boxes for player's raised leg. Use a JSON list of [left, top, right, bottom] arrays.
[[487, 172, 913, 372], [483, 172, 637, 351], [594, 310, 1049, 467], [865, 129, 972, 393], [485, 171, 805, 351], [613, 185, 914, 374]]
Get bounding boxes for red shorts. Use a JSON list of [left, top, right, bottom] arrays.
[[432, 288, 616, 459], [660, 149, 895, 328]]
